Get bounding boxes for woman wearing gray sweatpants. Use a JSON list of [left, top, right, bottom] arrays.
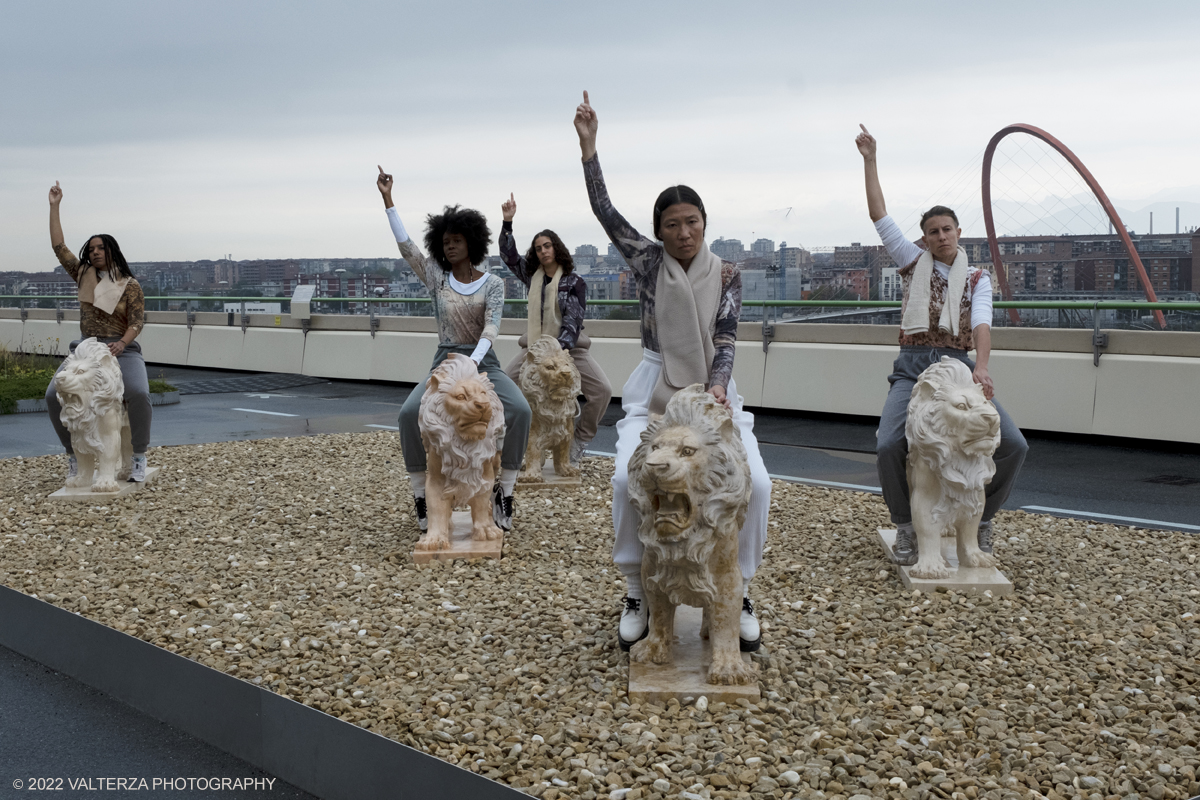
[[856, 126, 1028, 563], [44, 182, 153, 482]]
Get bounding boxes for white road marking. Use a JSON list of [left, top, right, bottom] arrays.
[[231, 408, 298, 417], [244, 393, 295, 399], [366, 424, 400, 430], [1021, 505, 1200, 532]]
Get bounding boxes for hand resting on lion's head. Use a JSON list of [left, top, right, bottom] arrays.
[[905, 356, 1001, 579], [518, 335, 581, 481], [417, 354, 505, 550], [55, 337, 133, 493], [627, 384, 757, 685]]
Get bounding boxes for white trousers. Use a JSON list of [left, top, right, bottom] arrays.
[[611, 350, 772, 584]]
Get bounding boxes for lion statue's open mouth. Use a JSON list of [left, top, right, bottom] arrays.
[[650, 489, 693, 535]]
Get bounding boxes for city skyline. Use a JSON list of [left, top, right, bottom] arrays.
[[4, 2, 1200, 273]]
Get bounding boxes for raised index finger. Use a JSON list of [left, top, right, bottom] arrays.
[[583, 90, 590, 106], [377, 165, 387, 176], [859, 123, 870, 136]]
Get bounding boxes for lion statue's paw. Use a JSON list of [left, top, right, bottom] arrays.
[[909, 559, 952, 580], [91, 479, 120, 493], [66, 474, 90, 488], [471, 524, 502, 541], [555, 464, 581, 478], [629, 637, 672, 665], [414, 533, 450, 552], [707, 655, 759, 686], [961, 550, 998, 569]]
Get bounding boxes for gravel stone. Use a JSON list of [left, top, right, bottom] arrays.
[[2, 434, 1199, 799]]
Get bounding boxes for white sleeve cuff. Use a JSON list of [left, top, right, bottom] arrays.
[[971, 270, 994, 330], [469, 338, 492, 363], [386, 207, 409, 243]]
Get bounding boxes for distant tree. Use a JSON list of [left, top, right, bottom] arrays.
[[606, 305, 638, 320]]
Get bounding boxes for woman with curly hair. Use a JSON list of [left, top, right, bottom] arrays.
[[574, 92, 772, 653], [497, 193, 613, 464], [44, 181, 153, 483], [377, 167, 531, 533]]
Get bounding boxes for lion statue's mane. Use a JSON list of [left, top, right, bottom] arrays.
[[905, 357, 999, 530], [418, 355, 505, 503], [628, 386, 751, 604], [56, 338, 127, 454]]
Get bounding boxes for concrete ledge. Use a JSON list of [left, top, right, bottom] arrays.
[[0, 585, 523, 800]]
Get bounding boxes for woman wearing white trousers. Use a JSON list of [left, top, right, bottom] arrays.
[[574, 92, 772, 652]]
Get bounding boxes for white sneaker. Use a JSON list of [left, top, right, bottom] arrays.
[[130, 455, 147, 483], [739, 597, 761, 652], [618, 596, 649, 651], [67, 455, 78, 480]]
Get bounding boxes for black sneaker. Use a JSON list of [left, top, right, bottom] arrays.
[[892, 525, 918, 566], [739, 597, 762, 652], [618, 596, 649, 651], [978, 520, 994, 554], [414, 497, 428, 532], [492, 483, 513, 531]]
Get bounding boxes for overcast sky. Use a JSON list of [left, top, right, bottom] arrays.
[[4, 0, 1200, 272]]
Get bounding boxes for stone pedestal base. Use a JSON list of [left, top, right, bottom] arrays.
[[628, 605, 760, 704], [515, 463, 581, 492], [48, 467, 161, 503], [878, 528, 1013, 596], [413, 511, 504, 564]]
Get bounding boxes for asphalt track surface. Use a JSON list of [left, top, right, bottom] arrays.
[[1, 365, 1196, 798]]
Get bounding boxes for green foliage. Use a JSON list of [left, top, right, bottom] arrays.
[[606, 305, 639, 320], [0, 344, 176, 414]]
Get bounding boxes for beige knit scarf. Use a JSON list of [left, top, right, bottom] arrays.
[[650, 242, 722, 415], [526, 266, 564, 343], [77, 266, 129, 316], [901, 247, 970, 337]]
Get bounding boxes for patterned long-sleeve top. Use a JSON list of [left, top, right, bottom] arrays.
[[393, 229, 505, 346], [583, 154, 740, 389], [498, 221, 586, 350], [53, 243, 145, 339]]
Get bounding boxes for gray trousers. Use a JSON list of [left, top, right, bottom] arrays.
[[46, 338, 152, 455], [399, 344, 532, 473], [503, 332, 613, 445], [876, 346, 1028, 525]]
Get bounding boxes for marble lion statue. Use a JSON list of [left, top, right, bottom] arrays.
[[417, 354, 505, 550], [518, 334, 582, 481], [55, 337, 132, 493], [905, 356, 1002, 579], [627, 384, 757, 685]]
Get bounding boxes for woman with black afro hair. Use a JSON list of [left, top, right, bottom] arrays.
[[44, 181, 154, 484], [497, 193, 612, 466], [377, 166, 531, 533]]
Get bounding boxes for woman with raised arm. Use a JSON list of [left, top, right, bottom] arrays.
[[575, 91, 771, 652], [497, 193, 613, 465], [855, 125, 1028, 565], [376, 168, 531, 533], [44, 182, 152, 482]]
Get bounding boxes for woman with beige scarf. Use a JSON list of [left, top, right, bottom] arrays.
[[497, 194, 612, 465], [44, 181, 153, 483], [575, 91, 772, 653]]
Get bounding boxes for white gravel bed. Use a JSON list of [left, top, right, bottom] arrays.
[[1, 433, 1198, 800]]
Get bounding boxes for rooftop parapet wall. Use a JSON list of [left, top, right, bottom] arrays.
[[2, 308, 1196, 444]]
